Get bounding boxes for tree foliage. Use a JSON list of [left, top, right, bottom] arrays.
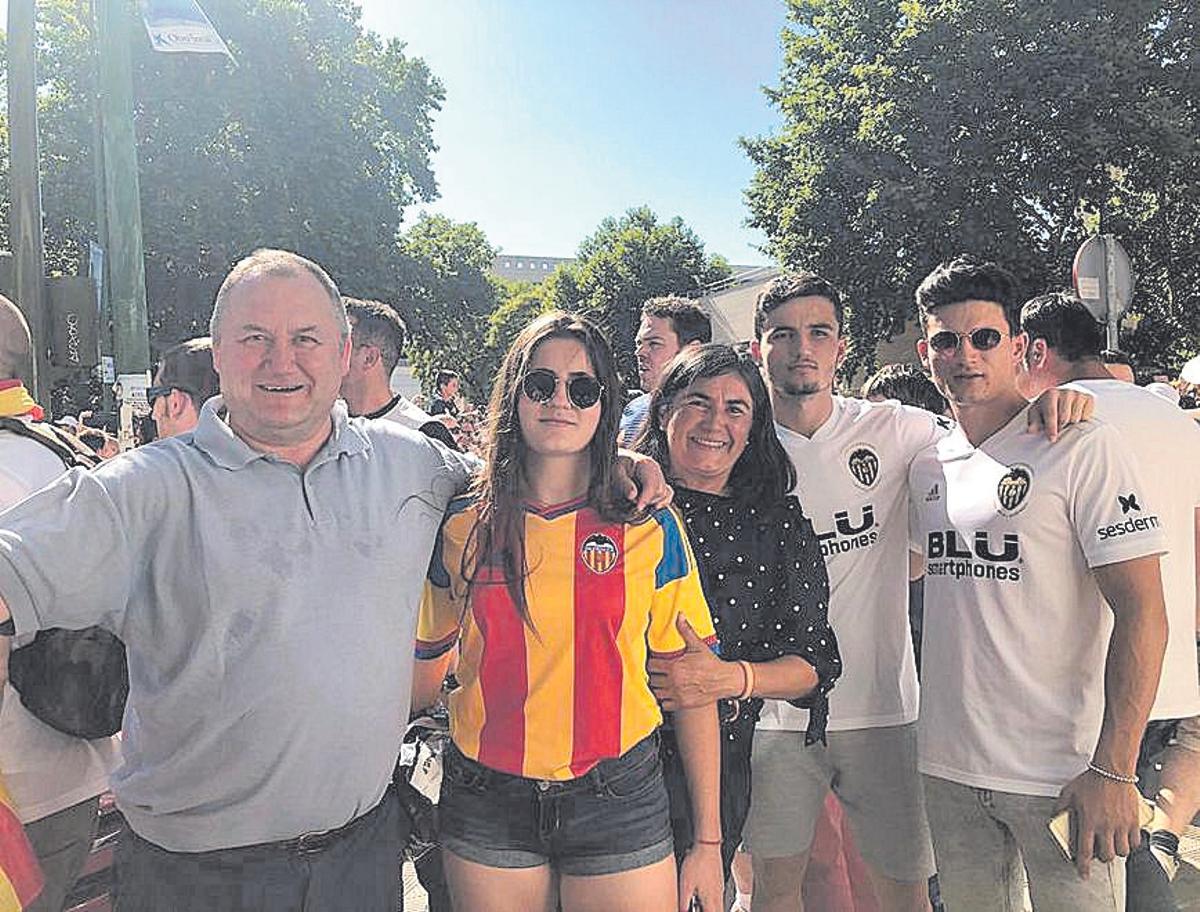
[[393, 212, 515, 400], [546, 206, 730, 383], [745, 0, 1200, 375], [2, 0, 444, 349]]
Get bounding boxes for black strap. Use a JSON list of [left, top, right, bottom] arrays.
[[0, 417, 100, 470]]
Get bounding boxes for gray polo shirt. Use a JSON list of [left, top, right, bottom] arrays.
[[0, 398, 473, 851]]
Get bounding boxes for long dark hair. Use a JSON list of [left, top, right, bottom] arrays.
[[466, 311, 626, 624], [635, 343, 795, 502]]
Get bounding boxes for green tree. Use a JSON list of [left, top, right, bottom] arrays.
[[392, 213, 506, 401], [548, 206, 730, 383], [745, 0, 1200, 375], [2, 0, 444, 349]]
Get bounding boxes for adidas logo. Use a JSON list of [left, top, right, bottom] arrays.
[[925, 484, 941, 503]]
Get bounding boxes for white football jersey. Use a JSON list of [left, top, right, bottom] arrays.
[[758, 396, 950, 733], [1063, 379, 1200, 720], [910, 408, 1167, 796]]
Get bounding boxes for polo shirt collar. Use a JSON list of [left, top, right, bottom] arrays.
[[193, 396, 370, 469]]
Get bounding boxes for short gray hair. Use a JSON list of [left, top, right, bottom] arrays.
[[209, 249, 350, 342]]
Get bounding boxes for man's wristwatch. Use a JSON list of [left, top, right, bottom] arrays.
[[0, 617, 14, 636]]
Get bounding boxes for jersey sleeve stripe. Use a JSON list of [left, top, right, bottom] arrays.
[[415, 630, 459, 660], [652, 507, 689, 588]]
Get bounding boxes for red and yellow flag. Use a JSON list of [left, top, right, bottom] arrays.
[[0, 774, 42, 912]]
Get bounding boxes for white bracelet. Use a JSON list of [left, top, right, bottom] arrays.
[[1087, 761, 1139, 784]]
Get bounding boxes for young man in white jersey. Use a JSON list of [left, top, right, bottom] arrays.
[[910, 258, 1169, 911], [742, 273, 1092, 912], [1020, 291, 1200, 910]]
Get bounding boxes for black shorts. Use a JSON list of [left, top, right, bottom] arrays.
[[438, 734, 673, 876]]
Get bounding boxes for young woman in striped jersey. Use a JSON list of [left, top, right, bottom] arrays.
[[413, 312, 724, 912]]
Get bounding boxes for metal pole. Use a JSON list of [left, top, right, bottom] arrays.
[[7, 0, 49, 401], [1103, 235, 1121, 351], [90, 0, 116, 414], [96, 0, 151, 375]]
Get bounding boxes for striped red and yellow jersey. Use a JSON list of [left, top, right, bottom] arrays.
[[0, 773, 43, 912], [417, 496, 716, 780]]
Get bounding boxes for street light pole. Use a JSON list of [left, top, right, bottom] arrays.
[[7, 0, 50, 401], [96, 0, 151, 376]]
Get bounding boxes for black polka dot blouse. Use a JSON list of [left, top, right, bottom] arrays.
[[674, 487, 842, 744]]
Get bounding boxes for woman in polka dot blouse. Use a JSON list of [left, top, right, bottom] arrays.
[[636, 343, 842, 880]]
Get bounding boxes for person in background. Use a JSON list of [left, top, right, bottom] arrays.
[[412, 312, 723, 912], [78, 428, 119, 460], [620, 297, 712, 446], [340, 297, 459, 451], [860, 363, 949, 417], [1020, 291, 1200, 912], [0, 294, 121, 912], [1102, 349, 1137, 384], [636, 343, 842, 887], [147, 337, 220, 439], [427, 370, 462, 424]]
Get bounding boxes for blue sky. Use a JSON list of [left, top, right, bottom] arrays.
[[358, 0, 788, 265], [2, 0, 789, 265]]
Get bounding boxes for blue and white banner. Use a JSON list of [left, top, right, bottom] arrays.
[[140, 0, 234, 60]]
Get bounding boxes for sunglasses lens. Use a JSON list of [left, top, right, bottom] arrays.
[[971, 328, 1003, 350], [521, 370, 557, 402], [929, 331, 959, 352], [567, 376, 602, 409]]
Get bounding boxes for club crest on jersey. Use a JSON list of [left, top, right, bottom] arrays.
[[580, 532, 619, 574], [846, 445, 880, 489], [996, 464, 1032, 515]]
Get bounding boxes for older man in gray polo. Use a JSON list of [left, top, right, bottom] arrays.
[[0, 250, 476, 911]]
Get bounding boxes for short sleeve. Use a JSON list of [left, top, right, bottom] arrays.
[[645, 507, 717, 658], [0, 467, 136, 637], [1069, 424, 1169, 568], [897, 404, 953, 468], [908, 458, 927, 556], [415, 501, 473, 659]]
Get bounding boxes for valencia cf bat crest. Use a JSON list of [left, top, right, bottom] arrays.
[[580, 532, 619, 574], [997, 465, 1032, 515], [846, 445, 880, 489]]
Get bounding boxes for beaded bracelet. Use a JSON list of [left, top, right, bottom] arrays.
[[1087, 761, 1139, 785]]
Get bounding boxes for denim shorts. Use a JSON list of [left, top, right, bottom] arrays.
[[438, 733, 674, 876]]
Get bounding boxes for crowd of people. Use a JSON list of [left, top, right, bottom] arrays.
[[0, 247, 1196, 912]]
